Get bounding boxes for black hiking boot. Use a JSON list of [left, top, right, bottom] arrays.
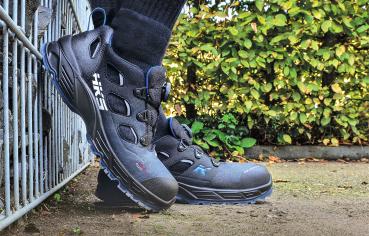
[[42, 26, 178, 211], [96, 112, 272, 205]]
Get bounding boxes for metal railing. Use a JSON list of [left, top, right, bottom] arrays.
[[0, 0, 92, 230]]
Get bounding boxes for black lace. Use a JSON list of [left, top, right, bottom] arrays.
[[177, 138, 220, 167], [134, 82, 171, 147]]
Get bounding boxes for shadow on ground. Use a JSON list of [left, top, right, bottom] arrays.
[[4, 162, 369, 236]]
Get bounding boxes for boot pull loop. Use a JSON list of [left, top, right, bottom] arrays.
[[87, 7, 107, 30]]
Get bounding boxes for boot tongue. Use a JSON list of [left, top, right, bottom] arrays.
[[146, 66, 170, 108], [168, 117, 193, 144], [147, 66, 166, 88]]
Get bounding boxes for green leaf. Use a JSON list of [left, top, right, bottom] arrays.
[[238, 50, 248, 58], [321, 117, 331, 126], [331, 23, 343, 33], [255, 0, 264, 11], [331, 83, 343, 94], [262, 83, 273, 93], [290, 68, 297, 78], [300, 113, 308, 124], [283, 134, 292, 144], [206, 139, 220, 147], [251, 89, 260, 99], [241, 138, 257, 148], [200, 44, 217, 54], [229, 27, 239, 36], [244, 39, 252, 49], [357, 24, 369, 33], [336, 45, 346, 57], [321, 20, 332, 33], [191, 121, 204, 134], [292, 92, 301, 102], [54, 193, 62, 203], [270, 34, 287, 44], [274, 14, 287, 26], [322, 51, 330, 60], [331, 138, 339, 147], [290, 112, 298, 121]]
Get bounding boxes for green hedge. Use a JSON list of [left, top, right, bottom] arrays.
[[163, 0, 369, 159]]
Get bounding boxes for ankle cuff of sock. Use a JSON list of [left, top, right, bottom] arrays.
[[111, 9, 171, 70], [119, 0, 186, 29]]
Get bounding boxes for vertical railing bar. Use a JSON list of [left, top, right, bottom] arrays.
[[3, 4, 11, 217], [20, 0, 25, 30], [52, 86, 56, 187], [56, 95, 58, 185], [39, 76, 44, 195], [20, 41, 27, 205], [33, 10, 40, 197], [74, 114, 77, 172], [12, 0, 20, 211], [69, 109, 72, 174], [69, 109, 72, 175], [60, 98, 63, 181], [47, 0, 52, 190], [66, 108, 68, 178], [48, 77, 52, 190], [55, 93, 58, 185], [66, 105, 69, 179], [3, 0, 9, 11], [57, 96, 61, 184], [60, 101, 63, 181], [27, 52, 34, 202], [43, 136, 48, 193], [12, 36, 20, 211]]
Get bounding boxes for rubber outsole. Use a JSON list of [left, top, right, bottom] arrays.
[[95, 170, 272, 206], [176, 184, 273, 205], [96, 183, 272, 206], [41, 42, 175, 212]]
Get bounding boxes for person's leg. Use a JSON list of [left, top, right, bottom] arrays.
[[89, 0, 121, 26], [41, 0, 188, 212], [94, 0, 272, 205], [110, 0, 186, 71]]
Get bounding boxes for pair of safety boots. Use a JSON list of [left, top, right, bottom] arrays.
[[42, 25, 272, 212]]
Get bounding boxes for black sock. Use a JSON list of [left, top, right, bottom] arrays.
[[90, 0, 122, 26], [110, 0, 187, 72]]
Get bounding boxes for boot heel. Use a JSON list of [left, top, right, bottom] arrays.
[[42, 42, 77, 113]]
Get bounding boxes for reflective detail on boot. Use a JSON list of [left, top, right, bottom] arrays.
[[90, 37, 101, 58], [118, 125, 138, 144], [92, 73, 108, 111], [193, 165, 211, 176], [158, 151, 170, 161], [119, 73, 124, 86], [107, 63, 125, 86], [169, 160, 194, 174], [106, 93, 131, 116]]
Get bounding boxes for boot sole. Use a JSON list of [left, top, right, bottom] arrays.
[[176, 179, 272, 205], [41, 42, 175, 212], [96, 184, 272, 206], [95, 176, 272, 206]]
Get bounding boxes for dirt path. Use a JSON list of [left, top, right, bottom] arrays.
[[4, 162, 369, 236]]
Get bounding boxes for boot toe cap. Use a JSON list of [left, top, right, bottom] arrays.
[[141, 177, 178, 202], [239, 164, 272, 189], [212, 163, 272, 190]]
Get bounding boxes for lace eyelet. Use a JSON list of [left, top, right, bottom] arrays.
[[140, 136, 150, 146], [136, 113, 144, 121], [177, 141, 187, 152], [161, 82, 171, 102], [212, 158, 221, 167], [194, 149, 202, 159]]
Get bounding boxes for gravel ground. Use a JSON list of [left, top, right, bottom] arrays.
[[3, 162, 369, 236]]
